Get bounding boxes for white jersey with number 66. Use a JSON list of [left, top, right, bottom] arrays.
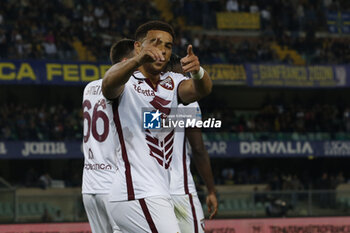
[[82, 79, 118, 194]]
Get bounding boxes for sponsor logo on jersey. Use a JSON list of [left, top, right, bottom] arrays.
[[133, 84, 155, 96], [159, 76, 174, 90], [84, 163, 112, 170]]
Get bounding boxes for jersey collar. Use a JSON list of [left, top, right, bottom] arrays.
[[132, 71, 169, 91]]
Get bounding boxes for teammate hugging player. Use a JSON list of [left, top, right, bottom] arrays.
[[101, 20, 212, 232], [82, 39, 135, 233]]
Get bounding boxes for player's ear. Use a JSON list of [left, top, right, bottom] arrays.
[[134, 41, 142, 54]]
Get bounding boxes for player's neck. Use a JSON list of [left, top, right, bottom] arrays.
[[139, 67, 160, 88]]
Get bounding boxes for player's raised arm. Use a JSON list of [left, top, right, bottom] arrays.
[[102, 57, 139, 100], [186, 127, 218, 219], [178, 45, 213, 104], [102, 38, 165, 100]]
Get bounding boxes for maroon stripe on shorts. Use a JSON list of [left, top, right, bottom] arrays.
[[113, 102, 135, 200], [139, 199, 158, 233], [182, 132, 189, 194], [188, 194, 199, 233]]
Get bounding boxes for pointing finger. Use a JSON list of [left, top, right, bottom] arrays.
[[187, 44, 193, 56]]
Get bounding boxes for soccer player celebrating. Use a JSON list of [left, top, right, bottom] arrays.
[[102, 21, 212, 232], [82, 39, 134, 233]]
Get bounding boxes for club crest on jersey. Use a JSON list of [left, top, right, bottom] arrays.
[[159, 76, 174, 90]]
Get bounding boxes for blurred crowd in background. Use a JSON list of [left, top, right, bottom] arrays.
[[0, 0, 349, 64], [0, 103, 81, 141], [214, 166, 346, 191], [212, 104, 350, 134], [173, 0, 350, 30], [0, 0, 159, 60], [2, 100, 350, 141]]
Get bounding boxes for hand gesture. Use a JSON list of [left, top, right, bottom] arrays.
[[136, 38, 165, 65], [180, 45, 200, 74]]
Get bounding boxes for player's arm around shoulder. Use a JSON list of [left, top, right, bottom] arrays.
[[178, 45, 212, 104]]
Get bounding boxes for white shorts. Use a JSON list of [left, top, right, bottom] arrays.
[[108, 196, 181, 233], [82, 194, 122, 233], [171, 193, 205, 233]]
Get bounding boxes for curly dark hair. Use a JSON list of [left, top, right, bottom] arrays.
[[135, 20, 175, 41]]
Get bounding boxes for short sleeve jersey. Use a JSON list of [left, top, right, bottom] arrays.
[[109, 71, 187, 201], [82, 79, 118, 194]]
